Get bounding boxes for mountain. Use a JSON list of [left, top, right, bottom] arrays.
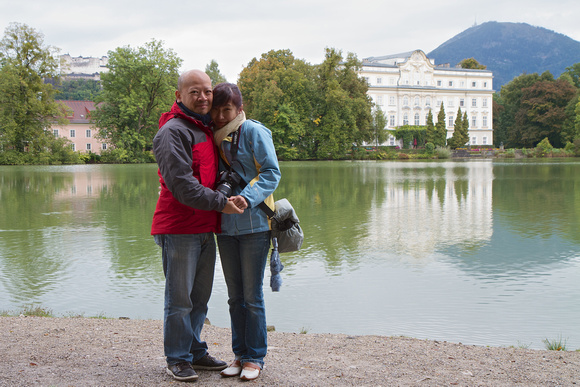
[[428, 21, 580, 90]]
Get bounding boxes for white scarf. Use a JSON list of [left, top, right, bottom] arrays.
[[213, 110, 246, 145]]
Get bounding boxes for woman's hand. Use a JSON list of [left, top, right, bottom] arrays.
[[229, 195, 248, 210]]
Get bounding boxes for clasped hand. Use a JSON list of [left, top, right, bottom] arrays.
[[222, 195, 248, 214]]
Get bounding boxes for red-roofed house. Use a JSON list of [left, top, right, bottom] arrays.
[[53, 101, 109, 154]]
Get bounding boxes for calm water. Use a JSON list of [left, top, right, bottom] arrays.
[[0, 160, 579, 350]]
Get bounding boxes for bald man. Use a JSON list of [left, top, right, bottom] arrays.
[[152, 70, 240, 381]]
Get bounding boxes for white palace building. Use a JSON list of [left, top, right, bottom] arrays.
[[360, 50, 494, 147]]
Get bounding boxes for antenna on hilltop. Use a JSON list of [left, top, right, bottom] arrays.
[[473, 15, 478, 27]]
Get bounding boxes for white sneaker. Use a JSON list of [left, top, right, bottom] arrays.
[[240, 362, 261, 380], [220, 360, 242, 377]]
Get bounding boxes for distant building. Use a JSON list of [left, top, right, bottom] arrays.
[[360, 50, 494, 146], [53, 101, 109, 154], [60, 55, 109, 80]]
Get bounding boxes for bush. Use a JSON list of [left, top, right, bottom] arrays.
[[535, 137, 553, 157], [425, 142, 435, 153], [435, 146, 451, 159], [504, 149, 516, 158]]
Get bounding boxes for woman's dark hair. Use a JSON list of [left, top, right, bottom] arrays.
[[212, 83, 243, 109]]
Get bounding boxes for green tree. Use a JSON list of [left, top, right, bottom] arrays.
[[458, 58, 487, 69], [563, 62, 580, 88], [448, 108, 466, 149], [425, 109, 435, 144], [0, 23, 64, 157], [238, 49, 314, 160], [54, 79, 102, 101], [311, 48, 373, 159], [92, 39, 182, 162], [513, 77, 576, 148], [435, 102, 447, 147], [495, 72, 562, 148], [371, 106, 388, 146], [205, 59, 227, 85]]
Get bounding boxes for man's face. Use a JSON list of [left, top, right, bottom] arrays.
[[176, 72, 213, 115]]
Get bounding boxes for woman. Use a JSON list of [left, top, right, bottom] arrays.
[[210, 83, 281, 381]]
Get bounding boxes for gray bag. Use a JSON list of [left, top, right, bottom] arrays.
[[270, 199, 304, 253]]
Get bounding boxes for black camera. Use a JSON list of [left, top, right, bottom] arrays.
[[216, 170, 242, 197]]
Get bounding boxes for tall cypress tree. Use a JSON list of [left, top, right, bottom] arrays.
[[435, 102, 447, 147]]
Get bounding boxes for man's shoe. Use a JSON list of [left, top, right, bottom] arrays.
[[220, 360, 242, 377], [240, 362, 261, 381], [166, 361, 198, 381], [191, 353, 227, 370]]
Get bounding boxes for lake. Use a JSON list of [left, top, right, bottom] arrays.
[[0, 160, 578, 350]]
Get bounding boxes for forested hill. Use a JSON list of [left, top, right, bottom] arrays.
[[428, 21, 580, 89]]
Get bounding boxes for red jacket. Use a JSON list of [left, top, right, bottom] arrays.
[[151, 102, 226, 235]]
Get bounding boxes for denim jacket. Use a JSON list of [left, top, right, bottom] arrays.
[[218, 119, 281, 236]]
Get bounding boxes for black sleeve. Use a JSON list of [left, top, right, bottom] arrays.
[[153, 120, 227, 211]]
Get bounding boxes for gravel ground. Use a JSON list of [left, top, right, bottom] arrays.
[[1, 316, 578, 386]]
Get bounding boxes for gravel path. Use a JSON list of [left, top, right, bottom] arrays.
[[1, 316, 578, 386]]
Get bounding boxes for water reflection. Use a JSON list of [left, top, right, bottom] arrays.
[[1, 161, 579, 350], [0, 165, 162, 315]]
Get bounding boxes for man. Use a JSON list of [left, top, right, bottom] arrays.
[[151, 69, 242, 382]]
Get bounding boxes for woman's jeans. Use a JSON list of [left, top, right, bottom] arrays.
[[154, 233, 216, 365], [217, 231, 270, 367]]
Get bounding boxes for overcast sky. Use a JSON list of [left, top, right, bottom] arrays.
[[2, 0, 580, 82]]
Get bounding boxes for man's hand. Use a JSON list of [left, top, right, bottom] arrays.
[[222, 200, 244, 214], [229, 195, 248, 210]]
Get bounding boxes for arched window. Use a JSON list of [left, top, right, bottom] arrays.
[[414, 113, 420, 126]]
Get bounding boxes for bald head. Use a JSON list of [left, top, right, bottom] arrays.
[[176, 70, 213, 115]]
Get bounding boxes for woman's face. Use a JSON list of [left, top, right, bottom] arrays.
[[210, 101, 241, 129]]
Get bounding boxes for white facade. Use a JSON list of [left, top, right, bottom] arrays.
[[360, 50, 494, 146], [60, 54, 109, 80]]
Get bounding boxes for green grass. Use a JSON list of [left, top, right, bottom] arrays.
[[543, 336, 567, 351]]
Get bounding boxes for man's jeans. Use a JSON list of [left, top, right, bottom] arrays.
[[155, 233, 216, 365], [217, 231, 270, 367]]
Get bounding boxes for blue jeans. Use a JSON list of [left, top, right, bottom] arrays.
[[155, 233, 216, 365], [217, 231, 270, 368]]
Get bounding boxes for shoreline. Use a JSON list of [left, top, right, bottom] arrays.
[[1, 316, 578, 386]]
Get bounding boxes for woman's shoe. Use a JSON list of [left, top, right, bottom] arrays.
[[220, 360, 242, 377], [240, 362, 261, 380]]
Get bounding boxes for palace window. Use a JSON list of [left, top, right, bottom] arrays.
[[472, 98, 477, 107], [53, 129, 59, 137], [102, 143, 107, 150], [414, 97, 420, 106], [70, 129, 76, 138], [403, 96, 409, 106], [403, 113, 409, 125], [414, 113, 420, 126], [482, 116, 488, 127], [389, 115, 395, 127], [389, 96, 395, 105], [86, 143, 91, 151], [426, 97, 431, 106], [459, 98, 464, 107], [86, 129, 91, 138], [377, 77, 382, 84], [377, 96, 383, 105], [472, 116, 477, 127], [448, 115, 454, 127], [482, 98, 488, 108]]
